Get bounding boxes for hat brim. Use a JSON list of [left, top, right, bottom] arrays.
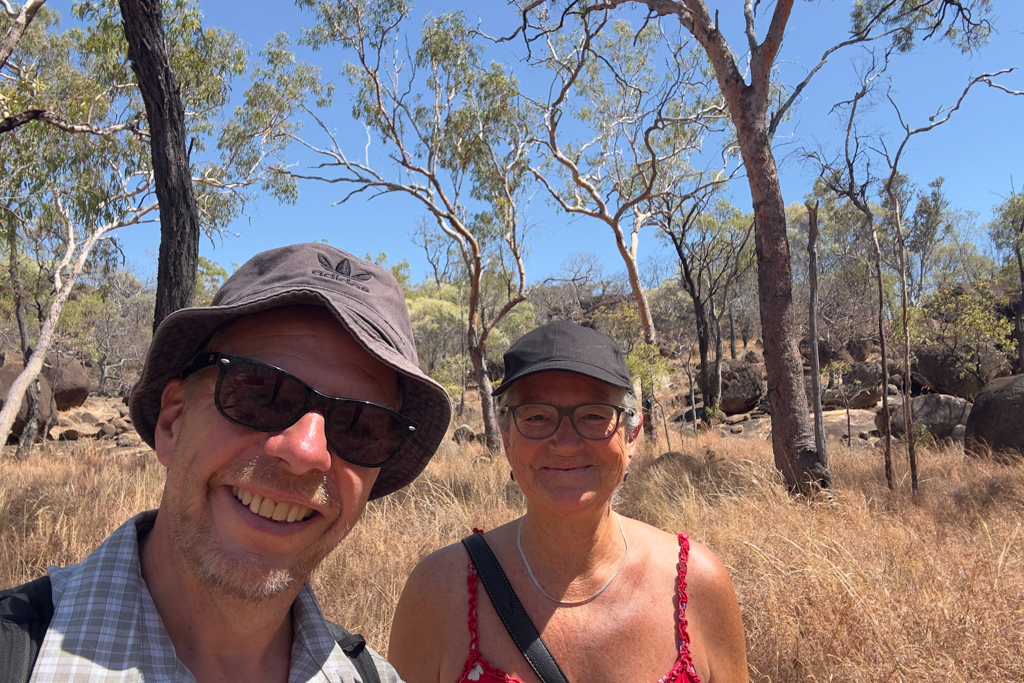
[[492, 359, 635, 398], [129, 289, 451, 499]]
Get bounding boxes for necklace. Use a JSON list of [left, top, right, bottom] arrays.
[[517, 513, 629, 606]]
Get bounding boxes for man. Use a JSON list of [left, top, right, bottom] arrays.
[[5, 244, 451, 682]]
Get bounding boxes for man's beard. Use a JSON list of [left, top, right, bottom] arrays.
[[169, 452, 346, 601]]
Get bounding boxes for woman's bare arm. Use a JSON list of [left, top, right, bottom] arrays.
[[686, 541, 749, 683], [388, 546, 468, 683]]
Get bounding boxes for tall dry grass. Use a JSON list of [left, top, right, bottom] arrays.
[[2, 436, 1022, 682]]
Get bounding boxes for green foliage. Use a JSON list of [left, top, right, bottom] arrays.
[[901, 280, 1016, 382], [851, 0, 992, 53], [988, 192, 1024, 273], [625, 340, 670, 392], [55, 270, 153, 394], [194, 256, 229, 307]]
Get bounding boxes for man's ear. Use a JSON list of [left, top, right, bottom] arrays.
[[154, 378, 185, 467]]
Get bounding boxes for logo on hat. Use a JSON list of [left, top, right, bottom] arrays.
[[314, 253, 373, 291]]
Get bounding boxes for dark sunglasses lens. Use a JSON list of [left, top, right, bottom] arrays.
[[218, 362, 307, 430], [325, 402, 409, 466]]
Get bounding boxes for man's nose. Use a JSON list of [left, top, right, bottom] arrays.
[[263, 410, 333, 474]]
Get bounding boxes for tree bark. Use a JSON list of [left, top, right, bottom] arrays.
[[729, 303, 736, 360], [1015, 245, 1024, 371], [468, 344, 501, 452], [872, 226, 894, 490], [806, 202, 828, 468], [640, 0, 830, 491], [889, 194, 919, 493], [0, 0, 46, 73], [120, 0, 200, 330]]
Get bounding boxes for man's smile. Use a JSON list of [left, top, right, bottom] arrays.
[[231, 485, 316, 523]]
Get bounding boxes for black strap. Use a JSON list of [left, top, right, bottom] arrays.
[[461, 533, 571, 683], [326, 621, 381, 683], [0, 575, 54, 683]]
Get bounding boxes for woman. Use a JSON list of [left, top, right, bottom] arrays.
[[389, 320, 748, 683]]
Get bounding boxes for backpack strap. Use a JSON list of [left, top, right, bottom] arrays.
[[461, 533, 571, 683], [0, 575, 54, 683], [325, 621, 381, 683]]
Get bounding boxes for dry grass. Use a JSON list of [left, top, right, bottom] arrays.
[[2, 436, 1022, 682]]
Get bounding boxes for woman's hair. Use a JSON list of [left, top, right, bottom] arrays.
[[495, 381, 642, 435]]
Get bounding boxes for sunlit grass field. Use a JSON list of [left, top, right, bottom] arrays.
[[2, 434, 1022, 682]]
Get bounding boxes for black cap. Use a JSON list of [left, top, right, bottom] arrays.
[[493, 320, 633, 397], [130, 243, 452, 499]]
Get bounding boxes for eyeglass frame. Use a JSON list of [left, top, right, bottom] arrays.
[[179, 351, 417, 468], [502, 402, 634, 441]]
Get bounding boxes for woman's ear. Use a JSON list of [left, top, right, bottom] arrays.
[[626, 412, 644, 443], [154, 378, 185, 467]]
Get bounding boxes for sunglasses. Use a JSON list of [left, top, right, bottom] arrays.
[[180, 352, 416, 468]]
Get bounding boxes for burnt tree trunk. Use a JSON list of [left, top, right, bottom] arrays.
[[120, 0, 200, 330], [872, 227, 888, 489], [1015, 245, 1024, 371], [806, 202, 828, 468]]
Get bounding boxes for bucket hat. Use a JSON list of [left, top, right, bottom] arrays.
[[130, 243, 452, 499], [493, 319, 633, 397]]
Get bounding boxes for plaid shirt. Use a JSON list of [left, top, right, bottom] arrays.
[[30, 511, 401, 683]]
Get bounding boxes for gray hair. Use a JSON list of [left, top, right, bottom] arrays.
[[495, 383, 641, 435]]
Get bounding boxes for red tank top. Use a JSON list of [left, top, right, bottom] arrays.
[[455, 532, 700, 683]]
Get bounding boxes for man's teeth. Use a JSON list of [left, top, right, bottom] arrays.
[[231, 486, 312, 522]]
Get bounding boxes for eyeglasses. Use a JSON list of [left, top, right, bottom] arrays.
[[180, 352, 416, 468], [505, 403, 632, 440]]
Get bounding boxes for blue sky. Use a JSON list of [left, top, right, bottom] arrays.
[[48, 1, 1024, 284]]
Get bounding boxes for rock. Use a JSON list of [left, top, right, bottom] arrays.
[[743, 350, 763, 364], [434, 440, 465, 460], [965, 375, 1024, 458], [0, 363, 55, 442], [76, 412, 99, 424], [40, 353, 91, 410], [729, 425, 744, 434], [58, 428, 82, 441], [887, 384, 900, 395], [719, 361, 765, 415], [115, 434, 140, 447], [96, 423, 117, 438], [844, 338, 876, 362], [876, 393, 972, 440], [723, 414, 749, 425], [800, 337, 840, 365], [452, 424, 476, 445], [110, 417, 131, 434], [950, 424, 966, 447], [913, 344, 1010, 400], [670, 404, 704, 423]]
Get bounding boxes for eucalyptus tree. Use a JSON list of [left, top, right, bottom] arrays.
[[294, 1, 532, 450], [519, 8, 731, 432], [987, 190, 1024, 369], [653, 196, 754, 419], [808, 49, 1020, 491], [0, 0, 316, 447], [546, 0, 999, 492]]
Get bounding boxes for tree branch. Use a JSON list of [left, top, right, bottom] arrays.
[[0, 0, 46, 72]]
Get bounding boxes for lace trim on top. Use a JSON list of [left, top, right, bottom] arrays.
[[456, 530, 700, 683]]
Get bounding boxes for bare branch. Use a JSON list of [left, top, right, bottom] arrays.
[[0, 0, 46, 72]]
